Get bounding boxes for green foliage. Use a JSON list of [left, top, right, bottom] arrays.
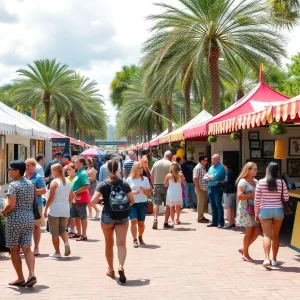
[[282, 52, 300, 97], [208, 136, 217, 143], [187, 145, 195, 154], [269, 122, 288, 136], [230, 132, 241, 141], [180, 141, 185, 148]]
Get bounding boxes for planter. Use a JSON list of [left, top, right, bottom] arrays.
[[269, 122, 287, 136], [180, 141, 185, 148], [208, 135, 217, 144], [274, 139, 286, 159], [230, 132, 241, 141], [187, 145, 195, 154]]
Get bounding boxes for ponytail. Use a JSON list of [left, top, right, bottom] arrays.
[[107, 159, 119, 182]]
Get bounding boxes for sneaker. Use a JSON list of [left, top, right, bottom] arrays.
[[64, 243, 71, 256], [263, 260, 270, 268], [68, 230, 75, 235], [271, 260, 278, 267], [152, 220, 158, 230], [163, 223, 174, 229], [49, 253, 61, 258], [133, 239, 139, 248]]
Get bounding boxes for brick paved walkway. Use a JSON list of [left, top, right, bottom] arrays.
[[1, 209, 300, 300]]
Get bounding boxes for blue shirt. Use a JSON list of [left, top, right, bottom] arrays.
[[207, 162, 226, 187], [28, 172, 46, 207], [99, 164, 109, 182]]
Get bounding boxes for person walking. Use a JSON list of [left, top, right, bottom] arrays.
[[98, 154, 112, 182], [25, 158, 46, 256], [193, 155, 210, 223], [164, 162, 186, 225], [0, 161, 37, 287], [205, 154, 226, 227], [127, 162, 151, 247], [91, 159, 134, 283], [70, 157, 90, 241], [151, 151, 172, 229], [181, 153, 197, 209], [86, 157, 100, 218], [236, 162, 261, 262], [44, 164, 73, 258], [222, 160, 237, 229], [66, 163, 76, 235], [35, 154, 45, 177], [122, 151, 135, 179], [255, 162, 289, 268]]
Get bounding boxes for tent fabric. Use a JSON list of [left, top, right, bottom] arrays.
[[142, 129, 169, 148], [160, 110, 212, 144], [272, 95, 300, 122], [0, 102, 51, 139], [184, 81, 289, 138]]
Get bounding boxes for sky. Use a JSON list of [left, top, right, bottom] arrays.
[[1, 0, 300, 125]]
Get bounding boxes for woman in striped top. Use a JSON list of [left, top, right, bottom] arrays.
[[254, 162, 289, 268]]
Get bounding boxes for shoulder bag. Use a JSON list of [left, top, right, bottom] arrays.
[[281, 180, 293, 215]]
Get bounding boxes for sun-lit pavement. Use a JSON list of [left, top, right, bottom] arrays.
[[1, 208, 300, 300]]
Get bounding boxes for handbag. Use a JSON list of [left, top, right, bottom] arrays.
[[246, 201, 255, 216], [146, 198, 153, 215], [32, 185, 41, 220], [281, 180, 293, 215]]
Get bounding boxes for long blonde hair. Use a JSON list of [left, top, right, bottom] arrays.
[[236, 162, 257, 185], [141, 155, 150, 172], [129, 161, 143, 180], [169, 162, 181, 183], [51, 163, 66, 185]]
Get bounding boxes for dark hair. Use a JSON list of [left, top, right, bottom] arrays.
[[63, 154, 71, 161], [36, 154, 44, 162], [199, 155, 207, 162], [10, 160, 26, 176], [266, 162, 280, 192], [223, 159, 232, 169], [87, 157, 98, 170], [104, 154, 111, 161], [107, 159, 119, 182], [54, 152, 62, 158], [176, 157, 181, 164], [141, 149, 147, 156], [77, 157, 87, 166]]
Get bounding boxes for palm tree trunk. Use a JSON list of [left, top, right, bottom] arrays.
[[56, 113, 61, 132], [43, 93, 51, 127], [165, 98, 173, 133], [208, 49, 221, 116], [237, 90, 244, 101], [147, 122, 152, 141], [65, 114, 70, 136], [80, 129, 85, 141], [182, 72, 192, 122], [31, 108, 37, 120], [154, 102, 163, 135], [70, 112, 76, 138]]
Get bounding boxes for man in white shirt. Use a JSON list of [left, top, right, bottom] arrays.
[[36, 154, 45, 178]]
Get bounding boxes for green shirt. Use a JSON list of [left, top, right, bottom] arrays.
[[71, 168, 90, 192], [149, 157, 158, 169]]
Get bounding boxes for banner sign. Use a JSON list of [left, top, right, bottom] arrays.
[[52, 138, 70, 158]]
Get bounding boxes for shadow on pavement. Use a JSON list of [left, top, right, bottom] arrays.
[[117, 279, 150, 287], [8, 284, 49, 294], [56, 256, 81, 261], [85, 239, 100, 243], [173, 227, 196, 231], [274, 266, 300, 273], [140, 244, 161, 249]]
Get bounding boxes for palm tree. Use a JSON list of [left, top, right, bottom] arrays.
[[143, 0, 286, 116], [110, 65, 139, 108], [12, 59, 86, 126], [267, 0, 300, 29]]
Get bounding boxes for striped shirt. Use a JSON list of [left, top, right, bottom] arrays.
[[123, 159, 135, 179], [254, 178, 289, 215]]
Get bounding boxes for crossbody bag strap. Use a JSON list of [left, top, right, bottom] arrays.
[[281, 179, 284, 204]]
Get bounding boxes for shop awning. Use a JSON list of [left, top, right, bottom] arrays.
[[272, 95, 300, 122], [159, 110, 213, 144], [143, 129, 168, 148], [184, 122, 209, 139], [137, 143, 143, 150]]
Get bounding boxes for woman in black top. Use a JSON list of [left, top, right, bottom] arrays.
[[91, 159, 134, 284], [222, 160, 237, 229]]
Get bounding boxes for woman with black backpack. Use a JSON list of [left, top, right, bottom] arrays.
[[91, 159, 134, 283]]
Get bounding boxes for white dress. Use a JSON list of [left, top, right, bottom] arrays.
[[166, 178, 183, 207]]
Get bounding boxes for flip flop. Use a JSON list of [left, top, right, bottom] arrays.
[[106, 270, 115, 278], [8, 281, 25, 287], [76, 236, 88, 241], [25, 276, 37, 287], [69, 234, 81, 239]]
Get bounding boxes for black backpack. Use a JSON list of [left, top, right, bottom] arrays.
[[105, 180, 130, 220]]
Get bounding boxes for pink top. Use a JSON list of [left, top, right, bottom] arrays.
[[254, 178, 289, 215]]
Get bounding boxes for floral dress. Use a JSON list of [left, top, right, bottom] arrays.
[[236, 178, 258, 227]]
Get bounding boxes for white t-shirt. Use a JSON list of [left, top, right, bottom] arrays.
[[49, 178, 72, 217], [126, 176, 150, 203]]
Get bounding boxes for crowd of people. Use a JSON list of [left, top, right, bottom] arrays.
[[0, 149, 291, 287]]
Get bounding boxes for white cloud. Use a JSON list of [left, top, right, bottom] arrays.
[[0, 0, 299, 126]]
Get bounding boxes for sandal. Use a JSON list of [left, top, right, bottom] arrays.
[[76, 236, 88, 241], [106, 270, 115, 278], [133, 239, 139, 248], [8, 280, 25, 287], [118, 267, 126, 283], [69, 233, 81, 239], [175, 220, 181, 225], [24, 276, 37, 287]]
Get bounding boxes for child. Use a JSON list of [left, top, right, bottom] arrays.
[[164, 162, 186, 225]]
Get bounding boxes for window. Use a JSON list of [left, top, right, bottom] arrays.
[[30, 139, 45, 158]]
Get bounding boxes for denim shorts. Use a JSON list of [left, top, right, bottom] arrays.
[[130, 202, 147, 221], [259, 208, 284, 220], [101, 212, 128, 225]]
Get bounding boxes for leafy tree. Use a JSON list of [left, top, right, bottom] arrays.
[[143, 0, 286, 117], [282, 52, 300, 97]]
